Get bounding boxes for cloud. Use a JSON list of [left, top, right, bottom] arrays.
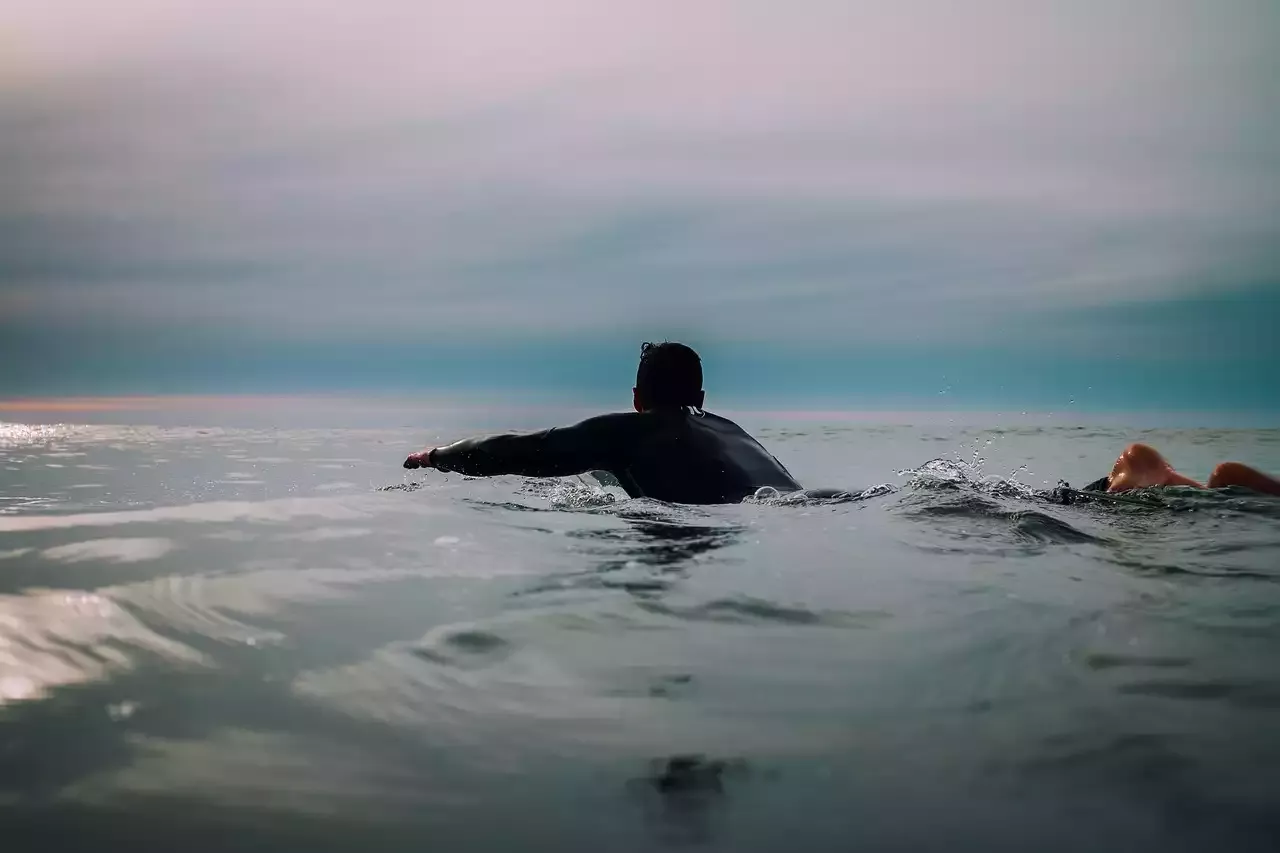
[[1, 0, 1277, 395]]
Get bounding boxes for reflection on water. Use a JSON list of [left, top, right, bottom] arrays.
[[0, 589, 206, 706], [557, 514, 744, 596], [629, 755, 752, 846]]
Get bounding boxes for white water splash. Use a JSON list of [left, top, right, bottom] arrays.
[[898, 445, 1038, 499]]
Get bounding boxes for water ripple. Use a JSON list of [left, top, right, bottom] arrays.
[[635, 596, 888, 629]]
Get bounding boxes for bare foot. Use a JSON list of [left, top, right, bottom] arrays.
[[1107, 443, 1203, 492], [1208, 462, 1280, 496]]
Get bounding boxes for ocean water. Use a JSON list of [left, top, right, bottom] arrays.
[[1, 399, 1279, 852]]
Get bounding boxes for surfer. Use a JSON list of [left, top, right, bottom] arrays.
[[402, 341, 802, 504], [1083, 443, 1280, 497]]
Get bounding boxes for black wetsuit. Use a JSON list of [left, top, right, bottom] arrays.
[[1081, 475, 1111, 493], [1044, 475, 1115, 505], [429, 409, 801, 504]]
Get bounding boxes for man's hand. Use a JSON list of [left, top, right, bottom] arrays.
[[403, 449, 435, 469]]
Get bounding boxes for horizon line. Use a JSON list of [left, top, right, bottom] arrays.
[[0, 394, 1276, 424]]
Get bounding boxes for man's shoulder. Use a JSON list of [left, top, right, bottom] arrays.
[[561, 410, 651, 434], [567, 409, 741, 433], [571, 410, 645, 425], [698, 410, 749, 431]]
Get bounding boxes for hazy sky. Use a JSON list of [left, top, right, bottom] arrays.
[[2, 0, 1277, 410]]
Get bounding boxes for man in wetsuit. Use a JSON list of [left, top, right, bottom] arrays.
[[402, 342, 802, 504]]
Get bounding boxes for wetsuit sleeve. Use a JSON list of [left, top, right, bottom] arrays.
[[429, 414, 636, 478]]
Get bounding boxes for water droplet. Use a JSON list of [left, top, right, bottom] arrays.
[[107, 701, 138, 721]]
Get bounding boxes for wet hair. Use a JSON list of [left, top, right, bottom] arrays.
[[636, 341, 703, 408]]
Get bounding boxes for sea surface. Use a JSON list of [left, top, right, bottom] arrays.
[[1, 399, 1279, 852]]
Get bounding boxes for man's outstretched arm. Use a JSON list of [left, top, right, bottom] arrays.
[[403, 414, 634, 478]]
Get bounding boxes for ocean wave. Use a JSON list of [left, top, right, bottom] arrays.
[[635, 596, 886, 629], [1009, 511, 1106, 544]]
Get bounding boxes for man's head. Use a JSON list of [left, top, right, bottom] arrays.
[[634, 341, 705, 411]]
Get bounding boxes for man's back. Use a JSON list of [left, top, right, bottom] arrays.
[[609, 409, 800, 503], [425, 408, 801, 504]]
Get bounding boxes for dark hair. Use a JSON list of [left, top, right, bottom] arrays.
[[636, 341, 703, 407]]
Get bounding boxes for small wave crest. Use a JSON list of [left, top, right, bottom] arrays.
[[892, 459, 1106, 548], [896, 494, 1105, 546], [1009, 511, 1106, 544], [376, 481, 428, 493], [745, 485, 896, 506], [900, 456, 1039, 500], [636, 596, 885, 629]]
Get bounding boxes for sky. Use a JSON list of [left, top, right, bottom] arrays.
[[1, 0, 1278, 412]]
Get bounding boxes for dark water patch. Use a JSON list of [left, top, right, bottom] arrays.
[[515, 572, 621, 598], [898, 491, 1101, 545], [412, 628, 513, 667], [639, 754, 751, 794], [518, 562, 689, 600], [1083, 653, 1193, 671], [648, 673, 695, 698], [565, 527, 646, 544], [516, 609, 646, 635], [998, 731, 1280, 848], [895, 490, 1006, 519], [1104, 556, 1280, 583], [626, 755, 758, 847], [1191, 540, 1272, 556], [437, 628, 509, 655], [893, 488, 1104, 555], [1211, 488, 1280, 514], [603, 577, 674, 595], [636, 596, 884, 629], [568, 522, 737, 548], [1016, 731, 1197, 785], [514, 520, 737, 599], [599, 669, 696, 700], [566, 519, 743, 569], [1117, 679, 1280, 708], [1009, 511, 1105, 544], [512, 565, 682, 600], [1157, 489, 1280, 517], [1224, 603, 1280, 620], [463, 499, 558, 515]]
